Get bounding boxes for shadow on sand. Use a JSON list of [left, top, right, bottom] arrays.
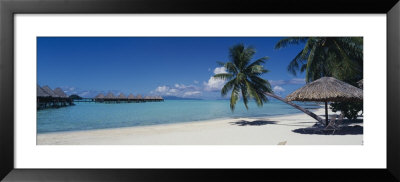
[[230, 120, 277, 126], [293, 118, 363, 135], [230, 119, 313, 127], [293, 123, 363, 135], [230, 118, 363, 135]]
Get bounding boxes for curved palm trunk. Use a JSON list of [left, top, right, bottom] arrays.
[[265, 92, 325, 125]]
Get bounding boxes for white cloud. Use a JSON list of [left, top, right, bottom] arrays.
[[183, 91, 201, 97], [154, 84, 202, 98], [153, 67, 229, 97], [269, 80, 286, 86], [204, 67, 228, 92], [288, 78, 306, 84], [169, 88, 178, 93], [60, 86, 124, 98], [204, 77, 226, 92], [155, 86, 169, 93], [273, 86, 285, 93], [213, 67, 227, 74]]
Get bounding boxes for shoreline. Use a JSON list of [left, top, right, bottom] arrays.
[[37, 108, 363, 145], [38, 108, 320, 135]]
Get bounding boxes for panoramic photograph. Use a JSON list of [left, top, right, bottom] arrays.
[[36, 37, 363, 145]]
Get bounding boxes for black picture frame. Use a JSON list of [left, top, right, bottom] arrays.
[[1, 0, 399, 181]]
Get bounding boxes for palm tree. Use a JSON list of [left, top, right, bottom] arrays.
[[213, 44, 272, 111], [214, 44, 324, 124], [274, 37, 363, 83]]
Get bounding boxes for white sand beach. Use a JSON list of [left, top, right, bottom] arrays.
[[37, 108, 363, 145]]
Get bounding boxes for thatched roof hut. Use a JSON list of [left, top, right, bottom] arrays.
[[37, 85, 50, 97], [53, 87, 68, 98], [118, 93, 127, 99], [105, 92, 116, 99], [41, 85, 59, 97], [127, 94, 135, 99], [95, 93, 105, 99], [286, 77, 363, 102], [136, 94, 143, 99], [286, 77, 363, 125], [144, 96, 151, 99]]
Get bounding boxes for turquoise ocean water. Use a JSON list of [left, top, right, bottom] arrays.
[[37, 99, 321, 133]]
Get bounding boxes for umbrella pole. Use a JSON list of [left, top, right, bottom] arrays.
[[325, 101, 328, 126]]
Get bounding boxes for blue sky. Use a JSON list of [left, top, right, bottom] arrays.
[[37, 37, 307, 99]]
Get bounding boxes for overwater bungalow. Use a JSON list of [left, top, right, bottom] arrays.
[[127, 93, 135, 99], [94, 93, 105, 102], [103, 92, 117, 103], [105, 92, 116, 99], [95, 93, 105, 99], [118, 93, 127, 99], [117, 93, 127, 103], [42, 85, 59, 98], [143, 95, 163, 102], [53, 87, 68, 98], [136, 94, 144, 102], [37, 85, 73, 110], [93, 92, 163, 103]]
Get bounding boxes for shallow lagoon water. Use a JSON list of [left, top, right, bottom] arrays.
[[37, 99, 321, 133]]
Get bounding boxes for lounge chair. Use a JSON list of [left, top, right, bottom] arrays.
[[337, 114, 344, 126], [324, 114, 344, 134], [326, 115, 336, 127]]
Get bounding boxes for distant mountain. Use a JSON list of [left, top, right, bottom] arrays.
[[163, 96, 202, 100]]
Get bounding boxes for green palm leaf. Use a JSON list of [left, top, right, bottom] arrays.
[[214, 43, 272, 111]]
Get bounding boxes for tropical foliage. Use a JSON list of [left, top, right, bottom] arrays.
[[275, 37, 364, 120], [330, 101, 363, 120], [69, 94, 82, 100], [274, 37, 363, 84], [213, 44, 272, 111]]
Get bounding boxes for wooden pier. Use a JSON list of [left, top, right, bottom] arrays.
[[93, 98, 164, 103], [37, 85, 74, 110], [92, 92, 164, 103], [37, 97, 74, 109], [37, 85, 164, 109]]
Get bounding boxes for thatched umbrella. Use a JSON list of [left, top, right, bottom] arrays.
[[37, 85, 50, 97], [105, 92, 116, 99], [286, 77, 363, 125], [53, 87, 68, 98], [118, 93, 127, 99], [357, 79, 363, 89], [41, 85, 59, 97]]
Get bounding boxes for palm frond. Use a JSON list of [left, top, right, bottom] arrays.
[[224, 62, 238, 74], [213, 73, 233, 80], [274, 37, 308, 50], [305, 45, 318, 82], [221, 79, 236, 96], [245, 79, 263, 107], [230, 85, 240, 111]]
